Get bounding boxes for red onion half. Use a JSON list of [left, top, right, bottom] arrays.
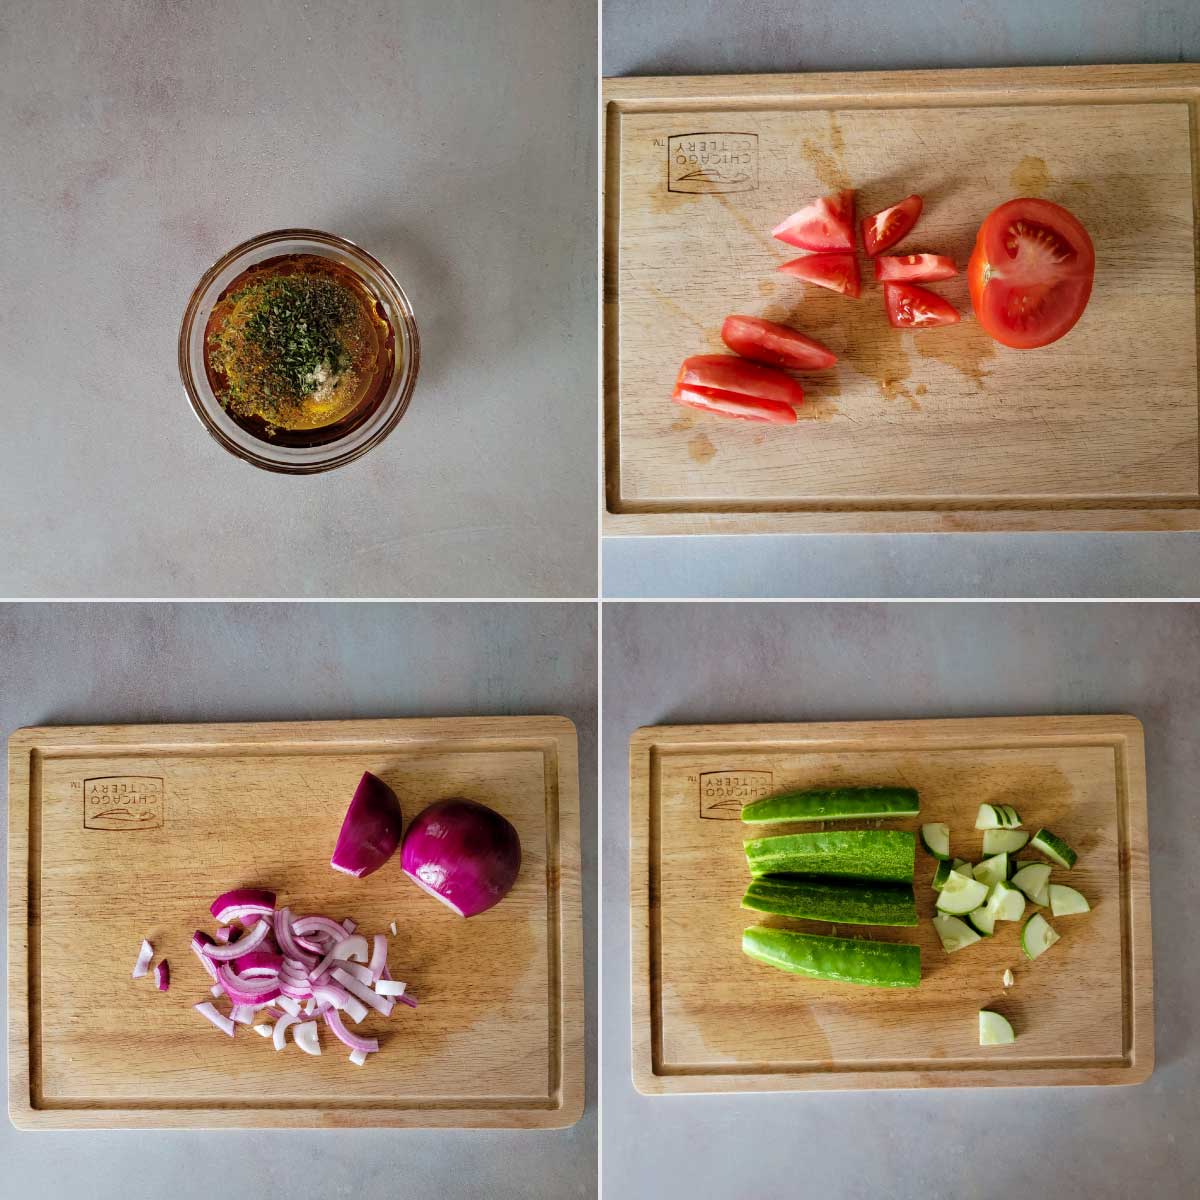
[[329, 772, 403, 879]]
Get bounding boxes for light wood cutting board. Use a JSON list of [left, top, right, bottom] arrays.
[[603, 64, 1200, 533], [8, 717, 582, 1128], [630, 716, 1151, 1092]]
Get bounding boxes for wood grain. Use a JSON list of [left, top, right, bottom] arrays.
[[603, 64, 1200, 534], [630, 716, 1152, 1093], [8, 717, 583, 1129]]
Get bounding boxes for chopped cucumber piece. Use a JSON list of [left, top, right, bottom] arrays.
[[974, 804, 1006, 830], [744, 829, 915, 884], [972, 852, 1008, 889], [742, 926, 921, 987], [1002, 968, 1014, 988], [967, 905, 996, 936], [932, 913, 980, 953], [1012, 863, 1052, 907], [1048, 883, 1090, 917], [741, 878, 918, 926], [1020, 913, 1060, 960], [1030, 828, 1077, 870], [1001, 804, 1022, 827], [979, 1010, 1016, 1045], [919, 822, 951, 861], [931, 861, 953, 891], [982, 828, 1030, 855], [952, 858, 971, 872], [934, 869, 990, 915], [985, 880, 1026, 923], [741, 786, 920, 824]]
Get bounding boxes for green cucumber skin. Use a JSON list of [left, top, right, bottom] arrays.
[[744, 830, 916, 884], [741, 878, 918, 927], [740, 786, 919, 824], [742, 925, 921, 988]]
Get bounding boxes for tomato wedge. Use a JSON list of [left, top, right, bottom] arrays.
[[674, 355, 805, 408], [673, 387, 797, 424], [772, 190, 856, 252], [861, 194, 922, 256], [968, 198, 1095, 349], [778, 252, 861, 298], [874, 253, 957, 283], [883, 283, 960, 329], [720, 315, 837, 370]]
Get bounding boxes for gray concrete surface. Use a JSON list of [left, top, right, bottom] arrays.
[[602, 602, 1199, 1198], [0, 0, 596, 597], [0, 602, 596, 1200], [602, 0, 1200, 599]]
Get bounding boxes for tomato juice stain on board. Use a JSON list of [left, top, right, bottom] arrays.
[[688, 432, 717, 463], [801, 112, 852, 192], [914, 324, 996, 390], [1010, 155, 1050, 197], [669, 412, 696, 433]]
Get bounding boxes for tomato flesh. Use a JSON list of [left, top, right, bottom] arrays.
[[883, 283, 960, 329], [861, 194, 922, 256], [673, 386, 798, 424], [720, 315, 836, 371], [772, 190, 856, 252], [778, 252, 861, 298], [675, 354, 805, 408], [968, 198, 1095, 349], [874, 253, 957, 283]]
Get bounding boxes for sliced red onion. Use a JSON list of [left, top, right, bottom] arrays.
[[311, 981, 352, 1010], [232, 951, 283, 978], [293, 1020, 322, 1056], [342, 918, 357, 934], [273, 907, 319, 968], [343, 996, 369, 1024], [330, 772, 403, 879], [303, 998, 316, 1017], [292, 915, 348, 942], [230, 1004, 255, 1025], [210, 983, 224, 999], [375, 979, 406, 997], [192, 932, 219, 980], [336, 960, 373, 985], [294, 933, 325, 954], [215, 926, 233, 944], [331, 967, 394, 1017], [132, 938, 154, 979], [195, 1001, 235, 1037], [309, 934, 370, 981], [349, 1049, 368, 1067], [324, 1009, 379, 1054], [367, 934, 388, 983], [396, 993, 418, 1009], [154, 960, 170, 991], [202, 919, 271, 961], [273, 1012, 299, 1051], [253, 1023, 274, 1038], [390, 921, 398, 936], [279, 977, 314, 1000], [276, 995, 301, 1017], [210, 888, 276, 925], [217, 961, 282, 1005]]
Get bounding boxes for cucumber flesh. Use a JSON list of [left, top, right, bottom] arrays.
[[1048, 883, 1090, 917], [934, 869, 990, 915], [1021, 913, 1060, 960], [931, 861, 953, 891], [741, 878, 918, 927], [932, 913, 980, 953], [967, 905, 996, 936], [972, 852, 1008, 889], [1030, 828, 1077, 870], [1012, 863, 1052, 907], [742, 925, 921, 987], [1001, 805, 1023, 828], [974, 804, 1006, 830], [919, 823, 951, 861], [982, 829, 1030, 855], [985, 880, 1026, 923], [741, 786, 920, 824], [979, 1010, 1016, 1045], [744, 829, 915, 884]]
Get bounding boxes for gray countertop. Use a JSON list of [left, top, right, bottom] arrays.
[[602, 0, 1200, 599], [602, 602, 1199, 1198], [0, 602, 596, 1200], [0, 0, 596, 598]]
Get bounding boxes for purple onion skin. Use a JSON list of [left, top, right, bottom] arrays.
[[401, 798, 522, 917], [330, 772, 404, 879]]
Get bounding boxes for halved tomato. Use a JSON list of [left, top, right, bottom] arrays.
[[772, 190, 856, 252], [874, 253, 957, 283], [674, 355, 805, 408], [968, 198, 1095, 349], [673, 387, 797, 424], [861, 194, 923, 256], [778, 252, 861, 298], [720, 315, 837, 370], [883, 282, 960, 329]]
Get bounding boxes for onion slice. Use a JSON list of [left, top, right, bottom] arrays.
[[217, 961, 282, 1005], [331, 967, 395, 1017], [215, 926, 233, 944], [348, 1049, 368, 1067], [192, 932, 219, 980], [274, 907, 319, 968], [253, 1023, 274, 1038], [309, 934, 370, 981], [154, 959, 170, 991], [201, 919, 271, 961], [324, 1009, 379, 1054], [132, 938, 154, 979], [292, 1020, 322, 1056], [210, 888, 276, 925], [292, 915, 348, 942], [273, 1012, 299, 1051], [375, 979, 406, 997], [195, 1001, 235, 1037], [232, 951, 283, 977], [277, 995, 301, 1017], [367, 934, 388, 983], [330, 772, 403, 878]]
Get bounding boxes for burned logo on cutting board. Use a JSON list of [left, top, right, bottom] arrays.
[[667, 133, 758, 194], [82, 776, 164, 830], [698, 770, 773, 819]]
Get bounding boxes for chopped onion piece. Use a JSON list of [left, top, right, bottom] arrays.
[[210, 888, 276, 925], [292, 915, 348, 942], [217, 961, 282, 1005], [215, 926, 233, 944], [336, 960, 373, 985], [342, 918, 357, 934], [343, 996, 369, 1024], [277, 995, 301, 1017], [232, 951, 283, 977], [396, 993, 418, 1009], [273, 1013, 299, 1051], [324, 1009, 379, 1054], [192, 932, 219, 980], [332, 967, 394, 1017], [368, 934, 388, 983], [349, 1049, 368, 1067], [293, 1020, 322, 1056], [375, 979, 406, 997], [303, 998, 316, 1016], [202, 919, 271, 961], [230, 1004, 255, 1025], [210, 983, 224, 998], [274, 907, 319, 968], [132, 938, 154, 979], [253, 1023, 274, 1038], [309, 934, 369, 981], [195, 1001, 235, 1037], [311, 981, 352, 1010], [154, 960, 170, 991]]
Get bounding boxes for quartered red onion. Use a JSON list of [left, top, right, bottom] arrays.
[[330, 772, 404, 878]]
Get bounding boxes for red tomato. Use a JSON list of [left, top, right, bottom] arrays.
[[874, 253, 957, 283], [673, 387, 797, 424], [720, 315, 837, 370], [674, 355, 805, 408], [883, 283, 960, 329], [861, 194, 923, 256], [771, 190, 856, 252], [778, 252, 861, 298], [968, 198, 1095, 349]]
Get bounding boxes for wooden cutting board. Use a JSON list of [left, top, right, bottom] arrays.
[[8, 717, 582, 1128], [603, 64, 1200, 534], [630, 716, 1152, 1092]]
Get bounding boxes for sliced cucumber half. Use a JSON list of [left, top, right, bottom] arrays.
[[1012, 862, 1052, 907], [984, 880, 1026, 923], [934, 869, 990, 915], [979, 1010, 1016, 1045], [1030, 828, 1077, 870], [1048, 883, 1090, 917], [919, 822, 951, 861], [976, 803, 1022, 829], [972, 852, 1008, 890], [967, 905, 996, 936], [952, 858, 971, 873], [931, 861, 953, 891], [1021, 912, 1060, 960], [982, 828, 1030, 855], [932, 913, 981, 953]]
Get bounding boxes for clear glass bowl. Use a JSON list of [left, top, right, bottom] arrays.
[[179, 229, 419, 473]]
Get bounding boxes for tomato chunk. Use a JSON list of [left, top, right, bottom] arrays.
[[778, 252, 861, 298], [672, 387, 798, 424], [861, 194, 923, 256], [883, 283, 960, 329], [720, 315, 837, 371], [674, 355, 805, 408], [772, 190, 856, 252], [874, 253, 957, 283], [968, 198, 1095, 349]]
